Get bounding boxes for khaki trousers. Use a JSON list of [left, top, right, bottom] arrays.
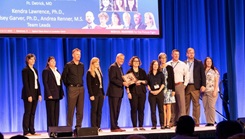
[[185, 84, 200, 124], [202, 91, 218, 124]]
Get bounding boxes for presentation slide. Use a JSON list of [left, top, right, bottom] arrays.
[[0, 0, 161, 37]]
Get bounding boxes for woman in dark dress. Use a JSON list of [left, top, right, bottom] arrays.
[[158, 53, 175, 129]]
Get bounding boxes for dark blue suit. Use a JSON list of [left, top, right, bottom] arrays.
[[106, 62, 124, 130], [42, 67, 64, 129]]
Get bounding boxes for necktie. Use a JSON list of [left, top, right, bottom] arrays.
[[120, 67, 123, 76]]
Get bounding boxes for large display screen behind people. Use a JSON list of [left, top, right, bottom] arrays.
[[0, 0, 161, 37]]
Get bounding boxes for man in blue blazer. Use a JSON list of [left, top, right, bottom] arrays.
[[185, 48, 206, 126]]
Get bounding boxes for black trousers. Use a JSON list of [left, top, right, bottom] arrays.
[[108, 96, 122, 130], [67, 86, 84, 128], [129, 93, 146, 127], [90, 89, 104, 128], [148, 93, 164, 127], [46, 99, 60, 130], [23, 98, 38, 135]]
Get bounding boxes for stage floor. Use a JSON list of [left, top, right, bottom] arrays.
[[2, 125, 216, 139]]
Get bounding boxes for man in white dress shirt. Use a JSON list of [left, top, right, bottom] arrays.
[[167, 49, 189, 126]]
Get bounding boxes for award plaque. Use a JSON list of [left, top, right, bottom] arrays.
[[122, 72, 137, 85]]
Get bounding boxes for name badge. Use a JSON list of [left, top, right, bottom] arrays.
[[154, 84, 160, 89]]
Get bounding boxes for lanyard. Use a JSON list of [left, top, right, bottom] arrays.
[[188, 62, 193, 71], [171, 62, 179, 69]]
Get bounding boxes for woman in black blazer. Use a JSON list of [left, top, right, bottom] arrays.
[[21, 53, 42, 136], [86, 57, 105, 132], [42, 56, 64, 131], [126, 56, 147, 131]]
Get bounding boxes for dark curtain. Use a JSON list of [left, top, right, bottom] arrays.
[[0, 0, 244, 132]]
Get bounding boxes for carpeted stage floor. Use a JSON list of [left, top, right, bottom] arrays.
[[2, 125, 216, 139]]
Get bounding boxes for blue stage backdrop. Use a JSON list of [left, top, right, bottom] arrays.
[[0, 0, 244, 133]]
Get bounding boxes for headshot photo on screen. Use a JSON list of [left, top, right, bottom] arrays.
[[144, 12, 157, 30], [125, 0, 137, 12], [95, 12, 109, 29], [122, 12, 133, 29], [113, 0, 125, 12], [82, 11, 97, 29], [108, 12, 124, 29], [133, 12, 146, 30], [100, 0, 113, 11]]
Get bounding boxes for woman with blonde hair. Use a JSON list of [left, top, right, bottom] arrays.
[[158, 53, 175, 129], [86, 57, 105, 132], [144, 12, 157, 30]]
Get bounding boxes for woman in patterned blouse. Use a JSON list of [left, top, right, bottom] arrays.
[[202, 57, 219, 126]]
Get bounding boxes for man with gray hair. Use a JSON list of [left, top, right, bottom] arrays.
[[107, 53, 129, 132]]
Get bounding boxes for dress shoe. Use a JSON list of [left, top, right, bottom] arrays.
[[133, 127, 138, 131], [151, 126, 156, 130], [139, 127, 146, 131], [32, 133, 41, 136], [98, 128, 102, 132], [195, 124, 200, 127], [205, 123, 214, 126], [111, 129, 122, 132], [118, 128, 126, 132], [161, 126, 165, 129], [170, 123, 177, 127], [165, 125, 171, 129], [24, 133, 32, 136]]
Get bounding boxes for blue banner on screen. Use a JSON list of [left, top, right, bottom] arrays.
[[0, 0, 161, 37]]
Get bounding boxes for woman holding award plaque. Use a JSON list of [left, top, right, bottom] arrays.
[[158, 53, 175, 129], [147, 60, 165, 130], [125, 56, 147, 131]]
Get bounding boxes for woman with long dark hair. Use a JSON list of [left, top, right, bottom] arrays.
[[202, 57, 219, 126], [147, 60, 165, 129]]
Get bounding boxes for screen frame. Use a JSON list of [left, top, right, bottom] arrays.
[[0, 1, 162, 38]]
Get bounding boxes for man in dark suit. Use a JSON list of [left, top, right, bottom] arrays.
[[185, 48, 206, 126], [107, 53, 129, 132], [133, 12, 146, 30]]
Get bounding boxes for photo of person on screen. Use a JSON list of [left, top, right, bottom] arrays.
[[113, 0, 125, 11], [122, 12, 133, 29], [82, 11, 97, 29], [108, 12, 124, 29], [133, 12, 146, 30], [126, 0, 137, 12], [95, 12, 109, 29], [100, 0, 113, 11], [144, 12, 157, 30]]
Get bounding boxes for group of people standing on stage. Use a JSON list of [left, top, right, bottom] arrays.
[[21, 47, 220, 136]]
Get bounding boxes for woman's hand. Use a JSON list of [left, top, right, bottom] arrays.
[[90, 96, 95, 101]]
